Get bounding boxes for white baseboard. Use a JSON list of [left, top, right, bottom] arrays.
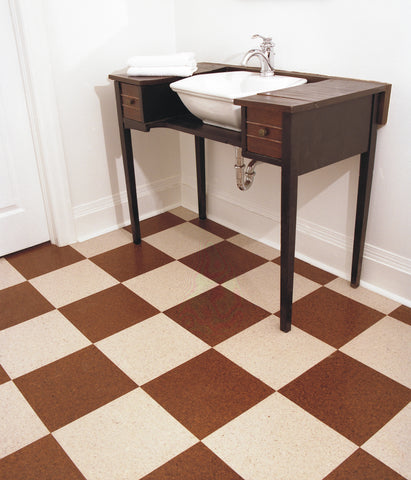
[[73, 175, 181, 242], [182, 182, 411, 306]]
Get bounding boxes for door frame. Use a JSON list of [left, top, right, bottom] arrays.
[[9, 0, 76, 246]]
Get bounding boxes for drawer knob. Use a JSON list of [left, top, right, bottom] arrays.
[[130, 98, 136, 105], [258, 128, 268, 137]]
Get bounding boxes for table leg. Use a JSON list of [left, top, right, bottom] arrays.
[[121, 128, 141, 244], [351, 95, 379, 287], [195, 136, 206, 219], [280, 167, 298, 332], [114, 81, 141, 244]]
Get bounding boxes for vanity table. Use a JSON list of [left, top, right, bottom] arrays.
[[109, 63, 390, 332]]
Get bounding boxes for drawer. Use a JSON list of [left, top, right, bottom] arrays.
[[121, 83, 141, 98], [247, 107, 283, 128], [247, 123, 282, 142], [122, 104, 142, 121], [247, 137, 282, 158], [246, 107, 283, 159], [119, 81, 188, 123], [121, 95, 140, 107], [120, 84, 143, 121]]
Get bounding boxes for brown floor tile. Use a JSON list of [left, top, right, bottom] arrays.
[[286, 287, 385, 348], [0, 365, 10, 385], [14, 345, 137, 431], [135, 212, 186, 238], [190, 218, 238, 239], [323, 448, 407, 479], [0, 435, 86, 480], [90, 241, 173, 282], [5, 242, 85, 279], [279, 351, 411, 445], [273, 257, 337, 285], [141, 442, 245, 479], [60, 284, 159, 342], [389, 304, 411, 326], [143, 349, 273, 439], [180, 241, 267, 284], [165, 286, 270, 346], [0, 282, 54, 330]]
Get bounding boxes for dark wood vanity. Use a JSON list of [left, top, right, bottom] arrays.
[[109, 62, 390, 332]]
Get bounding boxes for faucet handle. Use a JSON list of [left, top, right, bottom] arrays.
[[251, 34, 275, 56], [252, 34, 274, 46], [252, 34, 271, 42]]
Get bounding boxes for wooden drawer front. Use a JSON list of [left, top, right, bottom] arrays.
[[121, 95, 140, 107], [247, 107, 283, 128], [120, 84, 143, 121], [247, 136, 282, 158], [246, 107, 283, 159], [122, 104, 142, 121], [247, 123, 282, 142]]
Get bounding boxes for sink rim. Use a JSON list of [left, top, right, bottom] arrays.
[[170, 70, 308, 101], [169, 70, 308, 131]]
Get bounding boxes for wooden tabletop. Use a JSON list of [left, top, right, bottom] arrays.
[[109, 62, 391, 125]]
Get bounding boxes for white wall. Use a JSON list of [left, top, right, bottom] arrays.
[[175, 0, 411, 303], [17, 0, 409, 303], [42, 0, 181, 240]]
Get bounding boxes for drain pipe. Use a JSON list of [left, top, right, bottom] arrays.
[[235, 147, 259, 191]]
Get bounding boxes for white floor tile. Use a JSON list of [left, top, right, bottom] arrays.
[[341, 316, 411, 388], [223, 262, 320, 312], [0, 310, 91, 379], [0, 259, 25, 289], [54, 389, 198, 480], [72, 229, 132, 257], [169, 207, 197, 221], [29, 260, 118, 308], [144, 222, 221, 259], [228, 234, 280, 260], [96, 313, 209, 385], [0, 382, 48, 458], [203, 393, 356, 480], [124, 261, 216, 311], [363, 403, 411, 479], [216, 316, 335, 389], [326, 278, 400, 314]]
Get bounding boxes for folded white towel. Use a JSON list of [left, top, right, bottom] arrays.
[[127, 52, 196, 68], [127, 65, 198, 77]]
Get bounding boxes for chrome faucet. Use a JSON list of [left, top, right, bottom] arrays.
[[242, 34, 275, 77]]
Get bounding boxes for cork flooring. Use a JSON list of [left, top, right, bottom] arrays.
[[1, 207, 410, 479]]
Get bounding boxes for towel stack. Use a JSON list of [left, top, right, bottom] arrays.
[[127, 52, 197, 77]]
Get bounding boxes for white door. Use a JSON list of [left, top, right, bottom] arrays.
[[0, 0, 49, 256]]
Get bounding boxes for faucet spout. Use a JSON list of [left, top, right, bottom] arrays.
[[242, 50, 274, 77], [242, 34, 275, 77]]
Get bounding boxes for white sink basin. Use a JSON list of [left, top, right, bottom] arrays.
[[170, 71, 307, 131]]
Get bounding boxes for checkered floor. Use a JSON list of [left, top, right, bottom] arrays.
[[1, 207, 410, 480]]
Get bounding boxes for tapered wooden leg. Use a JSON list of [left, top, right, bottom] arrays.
[[114, 81, 141, 244], [351, 95, 379, 287], [280, 167, 298, 332], [121, 128, 141, 244], [195, 136, 206, 219]]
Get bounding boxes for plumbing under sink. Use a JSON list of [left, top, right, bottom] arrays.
[[170, 70, 307, 131]]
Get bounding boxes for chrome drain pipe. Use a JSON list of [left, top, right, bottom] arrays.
[[235, 147, 259, 191]]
